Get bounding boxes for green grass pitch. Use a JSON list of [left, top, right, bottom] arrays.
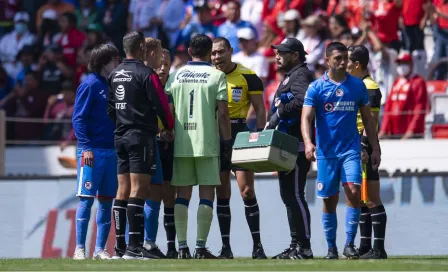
[[1, 256, 448, 271]]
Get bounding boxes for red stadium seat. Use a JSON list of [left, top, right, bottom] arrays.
[[431, 124, 448, 139], [426, 81, 448, 95]]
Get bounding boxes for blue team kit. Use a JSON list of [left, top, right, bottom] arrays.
[[304, 72, 370, 198]]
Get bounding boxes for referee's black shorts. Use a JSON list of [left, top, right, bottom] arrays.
[[115, 129, 156, 175], [362, 137, 380, 181], [157, 139, 174, 182], [220, 119, 249, 172]]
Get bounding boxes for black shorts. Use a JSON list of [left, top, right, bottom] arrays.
[[115, 129, 156, 175], [220, 120, 249, 172], [362, 137, 380, 181], [157, 139, 174, 182]]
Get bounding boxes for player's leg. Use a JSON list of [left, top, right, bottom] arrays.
[[360, 157, 387, 259], [317, 158, 340, 260], [172, 157, 196, 259], [160, 141, 177, 258], [93, 149, 117, 260], [235, 169, 266, 259], [74, 148, 101, 260], [122, 132, 156, 260], [216, 167, 232, 258], [193, 156, 221, 259], [112, 137, 131, 259], [359, 202, 372, 255], [341, 153, 362, 259], [143, 140, 165, 258]]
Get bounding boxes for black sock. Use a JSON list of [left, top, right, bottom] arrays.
[[285, 205, 298, 248], [359, 206, 372, 250], [127, 198, 145, 249], [164, 207, 176, 251], [217, 198, 231, 247], [243, 197, 261, 247], [113, 199, 128, 250], [370, 205, 387, 251]]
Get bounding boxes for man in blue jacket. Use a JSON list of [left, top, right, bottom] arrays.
[[72, 44, 120, 260]]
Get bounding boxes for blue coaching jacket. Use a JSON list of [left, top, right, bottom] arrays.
[[72, 73, 115, 151]]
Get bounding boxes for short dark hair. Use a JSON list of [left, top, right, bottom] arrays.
[[213, 37, 231, 50], [61, 12, 77, 26], [123, 31, 145, 57], [88, 44, 119, 74], [326, 41, 348, 57], [25, 70, 40, 82], [227, 0, 241, 9], [189, 34, 212, 58], [348, 45, 370, 69]]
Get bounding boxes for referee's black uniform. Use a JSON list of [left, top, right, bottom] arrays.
[[268, 38, 315, 258]]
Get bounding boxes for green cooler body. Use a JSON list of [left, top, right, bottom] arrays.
[[231, 129, 299, 173]]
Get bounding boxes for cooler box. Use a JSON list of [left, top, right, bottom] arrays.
[[231, 129, 299, 172]]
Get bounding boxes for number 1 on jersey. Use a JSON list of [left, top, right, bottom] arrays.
[[189, 89, 194, 118]]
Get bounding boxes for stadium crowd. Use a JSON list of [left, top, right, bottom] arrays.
[[0, 0, 447, 143]]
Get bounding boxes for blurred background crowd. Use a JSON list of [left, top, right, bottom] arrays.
[[0, 0, 447, 146]]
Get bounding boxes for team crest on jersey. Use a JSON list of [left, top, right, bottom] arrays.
[[336, 89, 344, 97], [317, 182, 323, 191], [85, 181, 92, 190], [283, 77, 290, 85], [324, 103, 334, 112], [232, 88, 243, 102]]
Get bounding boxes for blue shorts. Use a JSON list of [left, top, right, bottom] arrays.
[[316, 152, 362, 198], [151, 138, 163, 185], [76, 148, 118, 198]]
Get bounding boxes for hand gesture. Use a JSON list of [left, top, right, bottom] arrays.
[[370, 149, 381, 170], [305, 142, 316, 162]]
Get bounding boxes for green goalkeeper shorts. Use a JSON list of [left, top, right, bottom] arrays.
[[172, 156, 221, 186]]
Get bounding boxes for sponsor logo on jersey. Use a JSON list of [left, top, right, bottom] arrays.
[[176, 69, 211, 83], [324, 101, 355, 112], [232, 88, 242, 102], [113, 69, 132, 82], [324, 103, 334, 112], [115, 85, 125, 101]]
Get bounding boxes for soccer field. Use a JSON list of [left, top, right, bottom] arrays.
[[1, 256, 448, 271]]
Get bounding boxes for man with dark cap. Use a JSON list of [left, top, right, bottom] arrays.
[[267, 37, 315, 259]]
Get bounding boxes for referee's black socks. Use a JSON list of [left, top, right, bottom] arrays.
[[164, 207, 176, 251], [127, 198, 145, 249], [244, 197, 261, 247], [370, 205, 387, 251], [113, 199, 128, 251], [217, 198, 231, 247], [359, 206, 372, 251]]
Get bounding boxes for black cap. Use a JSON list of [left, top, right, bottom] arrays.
[[271, 38, 308, 55]]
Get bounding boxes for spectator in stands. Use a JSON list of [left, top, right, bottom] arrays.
[[232, 27, 269, 84], [36, 0, 76, 29], [372, 0, 402, 53], [240, 0, 263, 37], [127, 0, 161, 38], [280, 9, 304, 40], [0, 66, 14, 102], [96, 0, 127, 55], [0, 12, 36, 77], [37, 9, 61, 50], [301, 15, 325, 72], [426, 0, 448, 80], [402, 0, 428, 78], [2, 71, 48, 141], [75, 0, 98, 32], [264, 66, 286, 111], [328, 14, 349, 41], [15, 45, 39, 88], [58, 12, 87, 68], [76, 46, 93, 84], [170, 44, 190, 74], [0, 0, 21, 37], [38, 44, 75, 95], [217, 0, 256, 54], [379, 53, 428, 139], [176, 0, 217, 48], [44, 80, 76, 141], [151, 0, 185, 50]]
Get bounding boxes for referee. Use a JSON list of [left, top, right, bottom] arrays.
[[267, 38, 315, 259], [107, 31, 174, 260]]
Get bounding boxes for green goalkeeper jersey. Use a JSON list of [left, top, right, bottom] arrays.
[[165, 61, 228, 157]]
